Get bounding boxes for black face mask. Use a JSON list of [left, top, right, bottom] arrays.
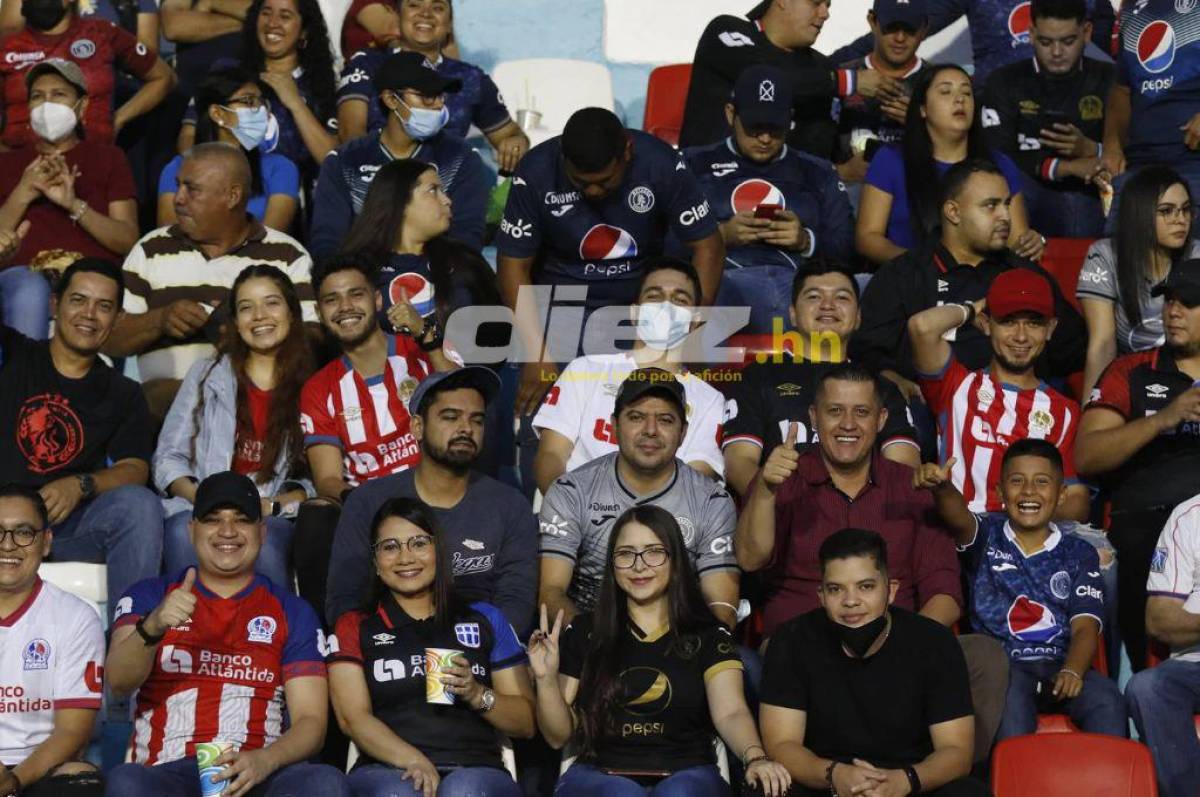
[[21, 0, 67, 30], [833, 612, 888, 658]]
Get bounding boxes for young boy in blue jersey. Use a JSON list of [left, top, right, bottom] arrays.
[[916, 438, 1126, 741]]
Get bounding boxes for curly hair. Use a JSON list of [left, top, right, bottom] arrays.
[[240, 0, 338, 128]]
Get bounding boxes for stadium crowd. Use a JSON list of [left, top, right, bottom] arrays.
[[1, 0, 1200, 794]]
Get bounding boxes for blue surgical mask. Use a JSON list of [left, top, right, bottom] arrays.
[[394, 98, 449, 140], [223, 105, 270, 150], [636, 301, 694, 351]]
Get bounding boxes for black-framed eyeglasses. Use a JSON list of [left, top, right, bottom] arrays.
[[613, 546, 669, 570], [1155, 203, 1197, 221], [373, 535, 434, 557], [0, 527, 42, 548], [224, 94, 267, 110]]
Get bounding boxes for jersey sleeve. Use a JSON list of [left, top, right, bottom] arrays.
[[473, 71, 512, 133], [957, 514, 993, 573], [54, 601, 105, 710], [700, 625, 743, 682], [694, 487, 738, 576], [918, 356, 970, 416], [111, 576, 166, 629], [300, 373, 342, 449], [281, 595, 327, 680], [495, 157, 543, 258], [760, 620, 808, 710], [1148, 501, 1199, 600], [474, 602, 528, 671], [720, 363, 768, 450], [110, 24, 156, 79], [663, 151, 718, 244], [310, 148, 354, 261], [1075, 240, 1118, 303], [678, 390, 724, 475], [538, 477, 584, 563], [328, 611, 366, 665], [1067, 543, 1105, 629], [531, 357, 591, 441], [336, 51, 375, 104], [1087, 356, 1134, 417], [557, 615, 589, 680]]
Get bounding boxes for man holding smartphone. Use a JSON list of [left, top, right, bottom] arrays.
[[980, 0, 1113, 238], [683, 65, 854, 334]]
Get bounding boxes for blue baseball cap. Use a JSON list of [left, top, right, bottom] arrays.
[[407, 366, 501, 416], [873, 0, 927, 29], [731, 64, 793, 130]]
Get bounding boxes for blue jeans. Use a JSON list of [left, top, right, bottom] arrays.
[[105, 757, 351, 796], [164, 510, 295, 589], [0, 265, 50, 339], [555, 763, 728, 796], [50, 485, 163, 610], [996, 658, 1127, 740], [1127, 658, 1200, 797], [714, 264, 795, 336], [1022, 182, 1106, 238], [347, 764, 520, 797]]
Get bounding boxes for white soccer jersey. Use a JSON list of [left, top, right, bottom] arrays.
[[533, 353, 725, 476], [0, 579, 104, 765], [1148, 495, 1200, 662]]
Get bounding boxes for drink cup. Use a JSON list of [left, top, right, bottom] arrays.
[[1098, 179, 1114, 217], [196, 740, 234, 796], [515, 109, 542, 132], [425, 647, 461, 705]]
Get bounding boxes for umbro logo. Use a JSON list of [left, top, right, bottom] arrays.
[[937, 279, 949, 292], [373, 633, 396, 645], [1146, 384, 1169, 397]]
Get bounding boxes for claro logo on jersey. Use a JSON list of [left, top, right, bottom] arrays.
[[1137, 21, 1177, 91]]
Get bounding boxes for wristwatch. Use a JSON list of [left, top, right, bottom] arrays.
[[76, 473, 96, 500], [476, 688, 496, 713]]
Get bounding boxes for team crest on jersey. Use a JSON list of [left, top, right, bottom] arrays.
[[455, 623, 481, 648], [1029, 409, 1054, 435], [1176, 0, 1196, 14], [675, 515, 696, 546], [23, 639, 51, 670], [1049, 570, 1071, 600], [398, 377, 419, 406], [1150, 546, 1169, 573], [247, 615, 277, 643], [70, 39, 96, 59], [1078, 95, 1104, 120], [976, 382, 996, 404], [627, 186, 656, 214]]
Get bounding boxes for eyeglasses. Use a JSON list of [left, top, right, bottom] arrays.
[[224, 95, 267, 110], [613, 546, 669, 570], [373, 535, 434, 557], [1156, 204, 1197, 221], [0, 527, 42, 548]]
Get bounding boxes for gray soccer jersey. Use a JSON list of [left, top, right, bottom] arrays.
[[539, 452, 738, 612]]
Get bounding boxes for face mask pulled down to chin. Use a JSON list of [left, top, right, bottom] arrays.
[[832, 611, 888, 658]]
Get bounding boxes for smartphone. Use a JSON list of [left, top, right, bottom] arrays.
[[1038, 108, 1070, 130], [754, 203, 782, 220]]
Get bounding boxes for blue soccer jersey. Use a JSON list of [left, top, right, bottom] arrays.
[[961, 515, 1105, 662], [1116, 0, 1200, 164], [496, 129, 719, 309]]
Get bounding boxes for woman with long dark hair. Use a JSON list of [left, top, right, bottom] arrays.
[[856, 64, 1042, 266], [328, 497, 535, 797], [531, 505, 790, 797], [153, 264, 315, 587], [1077, 165, 1200, 398], [158, 67, 300, 231]]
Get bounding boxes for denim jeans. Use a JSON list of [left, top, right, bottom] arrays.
[[555, 763, 728, 797], [164, 510, 295, 589], [105, 758, 351, 796], [347, 763, 520, 797], [714, 264, 795, 336], [1022, 182, 1106, 239], [0, 265, 50, 340], [1126, 658, 1200, 797], [49, 485, 163, 610], [996, 658, 1127, 740]]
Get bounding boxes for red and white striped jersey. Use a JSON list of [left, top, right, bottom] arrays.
[[112, 572, 326, 766], [920, 357, 1080, 513], [299, 335, 434, 486], [0, 579, 104, 766]]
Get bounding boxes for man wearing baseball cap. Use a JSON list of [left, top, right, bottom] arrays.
[[311, 50, 491, 258], [325, 366, 539, 633], [106, 471, 350, 795], [1076, 260, 1200, 672], [680, 0, 903, 159], [683, 63, 854, 333], [908, 268, 1091, 520]]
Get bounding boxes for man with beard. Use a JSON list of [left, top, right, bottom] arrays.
[[909, 269, 1089, 521], [538, 369, 739, 628], [292, 256, 456, 618], [323, 366, 538, 634], [1076, 264, 1200, 671]]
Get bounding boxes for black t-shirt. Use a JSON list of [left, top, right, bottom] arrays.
[[722, 359, 918, 458], [558, 613, 742, 772], [761, 608, 971, 769], [0, 326, 152, 487], [329, 597, 527, 770]]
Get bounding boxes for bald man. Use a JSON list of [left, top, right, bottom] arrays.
[[106, 142, 317, 420]]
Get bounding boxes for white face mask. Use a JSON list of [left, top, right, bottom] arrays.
[[636, 301, 694, 351], [30, 100, 77, 142]]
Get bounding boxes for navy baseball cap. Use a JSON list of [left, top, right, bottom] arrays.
[[407, 366, 501, 416], [873, 0, 928, 29], [193, 471, 262, 521], [732, 64, 793, 130], [1151, 260, 1200, 307], [374, 51, 462, 95]]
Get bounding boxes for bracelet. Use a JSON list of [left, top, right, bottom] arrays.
[[957, 302, 975, 328], [740, 743, 764, 764], [1058, 667, 1083, 681], [745, 754, 769, 767], [709, 601, 739, 615], [69, 199, 87, 223], [903, 765, 922, 794], [826, 760, 839, 794], [135, 616, 164, 646]]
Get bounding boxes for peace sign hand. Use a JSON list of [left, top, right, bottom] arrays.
[[528, 603, 564, 682], [913, 457, 957, 491]]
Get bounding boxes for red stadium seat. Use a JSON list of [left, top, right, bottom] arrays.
[[643, 64, 692, 147], [1040, 237, 1095, 312], [992, 733, 1158, 796], [1035, 633, 1109, 733]]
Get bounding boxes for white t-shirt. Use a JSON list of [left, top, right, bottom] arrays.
[[1148, 495, 1200, 663], [533, 353, 725, 476], [0, 579, 105, 765]]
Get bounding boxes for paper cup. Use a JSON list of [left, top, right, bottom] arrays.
[[425, 647, 461, 705], [196, 740, 234, 796]]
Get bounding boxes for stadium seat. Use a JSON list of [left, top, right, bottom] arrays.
[[991, 733, 1158, 796], [491, 59, 615, 136], [38, 561, 107, 621], [1040, 237, 1095, 313], [642, 64, 692, 147], [1036, 633, 1108, 733]]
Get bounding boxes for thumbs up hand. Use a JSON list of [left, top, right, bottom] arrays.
[[144, 568, 198, 638], [760, 422, 802, 492]]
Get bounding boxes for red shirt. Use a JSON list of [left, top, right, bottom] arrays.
[[762, 449, 963, 638], [0, 17, 156, 147], [232, 382, 272, 476], [340, 0, 393, 57], [919, 357, 1080, 513], [0, 139, 135, 266]]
